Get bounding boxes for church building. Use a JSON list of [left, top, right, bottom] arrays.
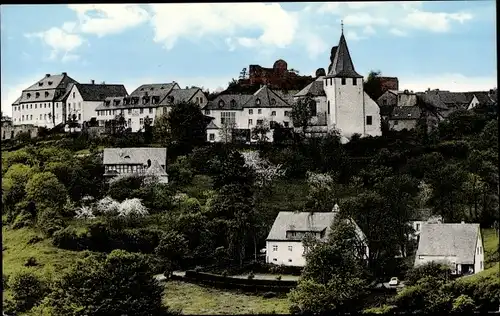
[[294, 27, 382, 141]]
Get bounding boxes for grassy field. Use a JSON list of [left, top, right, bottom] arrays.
[[2, 226, 83, 280], [163, 281, 290, 315], [482, 228, 499, 268]]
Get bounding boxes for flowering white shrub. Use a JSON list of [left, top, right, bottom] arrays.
[[95, 196, 120, 215], [75, 206, 96, 220], [118, 198, 149, 217], [172, 192, 189, 204], [306, 171, 334, 190], [241, 151, 285, 188]]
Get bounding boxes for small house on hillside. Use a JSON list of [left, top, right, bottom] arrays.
[[265, 205, 369, 267], [414, 222, 484, 275], [102, 147, 168, 183]]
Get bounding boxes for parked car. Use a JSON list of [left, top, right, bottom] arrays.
[[388, 277, 399, 286], [260, 248, 266, 254]]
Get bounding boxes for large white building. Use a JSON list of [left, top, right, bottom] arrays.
[[204, 85, 293, 143], [11, 72, 78, 128], [265, 206, 369, 267], [294, 30, 382, 140], [95, 82, 208, 132], [65, 81, 128, 126]]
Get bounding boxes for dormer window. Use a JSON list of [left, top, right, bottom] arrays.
[[230, 99, 236, 108], [27, 93, 31, 99], [48, 81, 53, 86], [160, 86, 164, 89], [142, 97, 147, 105], [150, 87, 154, 91], [270, 98, 276, 105], [152, 96, 159, 104], [140, 88, 144, 91], [105, 100, 111, 106], [114, 99, 120, 106], [255, 98, 261, 105], [38, 82, 43, 86], [167, 96, 174, 103], [35, 92, 40, 98], [218, 100, 225, 108]]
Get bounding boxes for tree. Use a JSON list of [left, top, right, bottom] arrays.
[[304, 171, 340, 213], [251, 119, 271, 142], [155, 101, 207, 154], [2, 164, 35, 217], [363, 70, 384, 101], [38, 250, 170, 315], [220, 120, 236, 143], [210, 149, 255, 191], [291, 96, 314, 135], [155, 232, 188, 274], [5, 270, 49, 314], [25, 172, 67, 210], [289, 215, 368, 314]]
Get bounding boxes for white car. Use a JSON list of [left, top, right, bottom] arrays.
[[260, 248, 267, 254], [388, 277, 399, 286]]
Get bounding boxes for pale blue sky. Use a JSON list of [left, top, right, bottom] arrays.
[[1, 2, 497, 116]]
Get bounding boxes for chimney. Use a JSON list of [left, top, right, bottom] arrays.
[[91, 80, 95, 85], [45, 74, 51, 78], [62, 72, 67, 76]]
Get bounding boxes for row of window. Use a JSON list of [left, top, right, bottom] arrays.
[[97, 108, 154, 116], [217, 98, 275, 108], [14, 103, 56, 111], [271, 258, 293, 263], [105, 164, 142, 174], [247, 119, 289, 127], [99, 118, 153, 127], [26, 91, 51, 99], [325, 77, 358, 86], [272, 245, 294, 252], [16, 113, 68, 122]]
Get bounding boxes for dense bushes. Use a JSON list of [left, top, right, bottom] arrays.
[[4, 271, 49, 314]]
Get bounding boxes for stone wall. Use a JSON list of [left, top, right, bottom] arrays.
[[1, 124, 38, 140]]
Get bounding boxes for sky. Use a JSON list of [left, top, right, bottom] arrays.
[[0, 2, 497, 116]]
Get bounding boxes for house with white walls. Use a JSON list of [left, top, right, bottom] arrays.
[[95, 82, 207, 132], [414, 222, 484, 275], [102, 147, 168, 183], [11, 72, 78, 128], [293, 29, 382, 142], [203, 85, 293, 143], [64, 81, 128, 127], [265, 205, 369, 267]]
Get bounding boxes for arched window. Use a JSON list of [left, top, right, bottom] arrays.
[[45, 91, 49, 97], [230, 99, 236, 108], [218, 100, 225, 108], [255, 98, 261, 105]]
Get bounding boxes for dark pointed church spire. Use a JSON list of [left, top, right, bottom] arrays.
[[326, 25, 363, 79]]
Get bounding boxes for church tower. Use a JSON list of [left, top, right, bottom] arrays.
[[324, 23, 367, 138]]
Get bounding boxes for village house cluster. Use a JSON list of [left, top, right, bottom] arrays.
[[4, 30, 497, 143]]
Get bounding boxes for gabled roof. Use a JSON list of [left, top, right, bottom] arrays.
[[415, 223, 480, 265], [12, 96, 21, 106], [18, 73, 78, 103], [267, 211, 336, 241], [130, 82, 179, 96], [326, 33, 363, 78], [76, 83, 128, 101], [207, 119, 219, 129], [389, 106, 421, 120], [295, 76, 326, 97], [145, 159, 168, 176], [205, 85, 292, 111], [159, 88, 199, 106], [103, 147, 167, 165]]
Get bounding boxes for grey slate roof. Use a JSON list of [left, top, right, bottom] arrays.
[[465, 91, 496, 106], [326, 33, 363, 78], [205, 86, 292, 111], [389, 106, 421, 120], [207, 120, 219, 129], [415, 223, 480, 265], [130, 82, 179, 96], [17, 73, 78, 103], [159, 88, 199, 106], [103, 147, 167, 166], [12, 97, 21, 105], [267, 212, 337, 241], [76, 83, 128, 101], [295, 76, 326, 97]]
